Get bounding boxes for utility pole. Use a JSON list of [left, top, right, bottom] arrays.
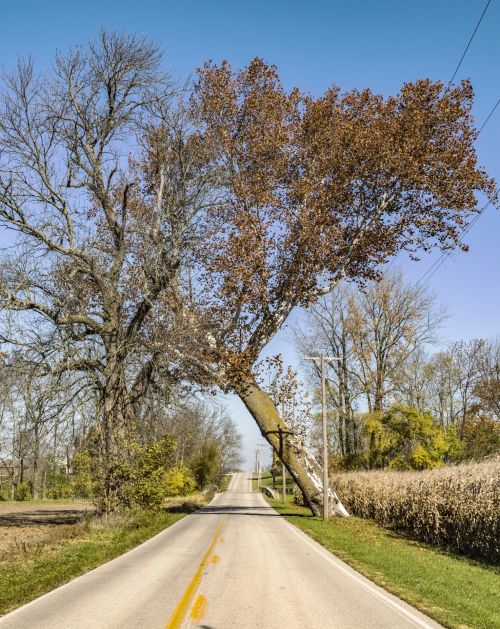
[[257, 445, 262, 489], [304, 352, 339, 520], [255, 450, 259, 490], [281, 402, 287, 504]]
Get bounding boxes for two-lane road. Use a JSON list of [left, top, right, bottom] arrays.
[[0, 473, 441, 628]]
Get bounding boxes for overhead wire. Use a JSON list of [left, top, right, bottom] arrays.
[[415, 196, 493, 286], [477, 96, 500, 135], [388, 0, 497, 281], [446, 0, 492, 90]]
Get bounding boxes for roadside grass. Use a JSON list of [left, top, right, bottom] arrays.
[[252, 472, 293, 492], [218, 473, 232, 492], [0, 506, 193, 615], [267, 495, 500, 629]]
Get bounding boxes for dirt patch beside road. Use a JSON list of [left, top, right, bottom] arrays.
[[0, 525, 55, 555], [0, 501, 94, 557], [0, 508, 93, 527]]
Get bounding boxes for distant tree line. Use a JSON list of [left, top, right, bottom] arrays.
[[295, 272, 500, 470]]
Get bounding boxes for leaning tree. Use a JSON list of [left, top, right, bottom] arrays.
[[157, 59, 495, 515]]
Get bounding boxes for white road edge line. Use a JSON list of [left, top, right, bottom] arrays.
[[280, 517, 438, 629], [247, 474, 437, 629]]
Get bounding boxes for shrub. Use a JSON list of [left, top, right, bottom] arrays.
[[457, 415, 500, 462], [71, 451, 95, 498], [14, 482, 32, 501], [363, 405, 449, 470], [164, 466, 196, 496], [128, 468, 171, 510], [332, 460, 500, 562], [46, 471, 72, 499], [192, 442, 221, 489], [94, 435, 182, 512]]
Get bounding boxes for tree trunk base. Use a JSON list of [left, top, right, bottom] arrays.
[[234, 376, 349, 518]]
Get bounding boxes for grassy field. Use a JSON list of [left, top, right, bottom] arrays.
[[264, 493, 500, 629], [0, 497, 91, 508]]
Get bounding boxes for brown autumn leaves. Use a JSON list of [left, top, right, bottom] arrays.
[[177, 58, 495, 378]]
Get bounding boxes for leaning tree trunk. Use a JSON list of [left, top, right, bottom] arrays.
[[233, 375, 348, 517]]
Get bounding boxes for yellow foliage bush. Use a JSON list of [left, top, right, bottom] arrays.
[[164, 466, 197, 496], [332, 460, 499, 561]]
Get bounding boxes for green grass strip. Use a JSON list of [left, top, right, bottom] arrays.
[[268, 497, 500, 629], [0, 511, 185, 616]]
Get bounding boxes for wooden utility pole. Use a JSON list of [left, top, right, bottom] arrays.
[[304, 352, 339, 520], [257, 445, 262, 489], [255, 450, 259, 490], [282, 461, 286, 503], [281, 402, 286, 503], [320, 353, 328, 520]]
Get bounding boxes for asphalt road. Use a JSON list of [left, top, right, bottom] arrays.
[[0, 473, 441, 629]]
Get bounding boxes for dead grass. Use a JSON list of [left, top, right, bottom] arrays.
[[0, 522, 89, 563], [331, 460, 499, 562]]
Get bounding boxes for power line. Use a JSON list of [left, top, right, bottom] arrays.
[[385, 2, 494, 276], [415, 195, 493, 286], [447, 0, 492, 89], [477, 96, 500, 135]]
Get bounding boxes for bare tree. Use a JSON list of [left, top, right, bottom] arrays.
[[0, 32, 219, 509], [348, 272, 446, 412], [294, 287, 362, 457], [297, 274, 444, 461], [475, 338, 500, 421], [391, 347, 432, 412]]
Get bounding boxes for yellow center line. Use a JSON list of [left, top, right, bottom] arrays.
[[165, 517, 227, 629]]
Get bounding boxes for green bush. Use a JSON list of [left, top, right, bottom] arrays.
[[128, 468, 171, 510], [71, 451, 95, 498], [14, 482, 32, 501], [455, 415, 500, 462], [94, 435, 184, 512], [364, 405, 449, 470], [45, 471, 72, 499], [192, 442, 221, 489]]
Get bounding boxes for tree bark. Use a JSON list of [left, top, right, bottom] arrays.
[[233, 375, 348, 517]]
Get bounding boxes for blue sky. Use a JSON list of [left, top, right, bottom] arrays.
[[1, 1, 498, 467]]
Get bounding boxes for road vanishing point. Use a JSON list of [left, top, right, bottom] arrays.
[[0, 473, 441, 628]]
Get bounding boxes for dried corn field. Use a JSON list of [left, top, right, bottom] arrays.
[[331, 460, 499, 562]]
